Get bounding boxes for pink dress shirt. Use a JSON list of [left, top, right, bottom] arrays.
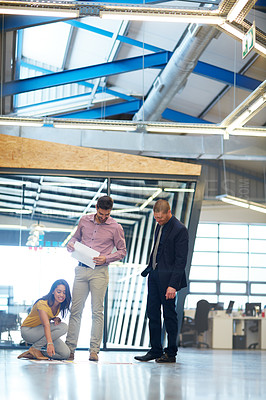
[[68, 213, 126, 265]]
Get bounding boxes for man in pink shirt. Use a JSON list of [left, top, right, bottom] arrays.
[[66, 195, 126, 361]]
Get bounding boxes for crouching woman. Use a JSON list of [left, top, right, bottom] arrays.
[[18, 279, 71, 360]]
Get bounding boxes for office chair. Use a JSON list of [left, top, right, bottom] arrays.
[[181, 300, 211, 348], [0, 312, 20, 342]]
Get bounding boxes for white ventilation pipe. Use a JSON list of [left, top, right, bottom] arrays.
[[133, 24, 220, 122]]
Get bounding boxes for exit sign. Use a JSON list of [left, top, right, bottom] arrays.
[[242, 23, 255, 58]]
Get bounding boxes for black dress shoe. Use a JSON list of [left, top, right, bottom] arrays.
[[134, 352, 160, 362], [155, 353, 176, 363]]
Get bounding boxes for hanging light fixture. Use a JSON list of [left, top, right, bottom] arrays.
[[26, 224, 45, 247], [216, 195, 266, 214]]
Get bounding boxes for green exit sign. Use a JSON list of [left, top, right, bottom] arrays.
[[242, 23, 255, 58]]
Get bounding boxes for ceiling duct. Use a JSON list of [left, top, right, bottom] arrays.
[[133, 24, 220, 122]]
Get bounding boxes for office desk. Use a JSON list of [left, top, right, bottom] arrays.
[[207, 312, 266, 350]]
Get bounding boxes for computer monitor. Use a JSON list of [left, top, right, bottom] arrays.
[[226, 300, 234, 314], [245, 302, 261, 316], [209, 302, 224, 311]]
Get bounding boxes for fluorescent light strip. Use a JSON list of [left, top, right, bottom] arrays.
[[111, 207, 140, 214], [41, 209, 83, 217], [231, 128, 266, 137], [216, 195, 266, 214], [0, 180, 26, 186], [227, 0, 250, 22], [226, 95, 266, 133], [146, 125, 222, 135], [41, 182, 94, 187], [62, 226, 78, 247], [254, 42, 266, 56], [164, 188, 195, 192], [226, 110, 251, 133], [219, 197, 249, 208], [100, 11, 225, 25], [0, 225, 28, 229], [139, 188, 162, 211], [53, 121, 136, 131], [0, 208, 32, 214], [0, 6, 79, 18], [249, 204, 266, 214], [0, 117, 43, 127], [248, 96, 266, 113]]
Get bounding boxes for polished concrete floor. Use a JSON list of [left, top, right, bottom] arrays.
[[1, 348, 266, 400]]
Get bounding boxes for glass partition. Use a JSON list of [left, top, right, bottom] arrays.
[[0, 173, 197, 349]]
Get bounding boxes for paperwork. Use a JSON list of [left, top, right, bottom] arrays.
[[72, 241, 100, 269]]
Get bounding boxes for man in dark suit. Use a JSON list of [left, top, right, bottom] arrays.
[[135, 199, 188, 363]]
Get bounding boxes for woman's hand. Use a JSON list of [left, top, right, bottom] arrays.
[[47, 343, 55, 357], [53, 317, 61, 325]]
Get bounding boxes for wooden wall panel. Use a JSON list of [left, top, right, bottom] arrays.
[[0, 134, 201, 176]]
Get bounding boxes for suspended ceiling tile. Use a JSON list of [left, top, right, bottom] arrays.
[[199, 31, 256, 71], [126, 20, 187, 53], [108, 68, 160, 97], [243, 57, 266, 81], [67, 17, 125, 69], [205, 86, 266, 125], [167, 74, 225, 119]]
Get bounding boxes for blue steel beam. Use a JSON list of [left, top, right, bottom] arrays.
[[53, 99, 210, 123], [194, 61, 262, 91], [18, 60, 138, 102], [13, 54, 260, 99], [55, 100, 142, 119], [162, 109, 212, 124], [66, 20, 164, 53], [3, 51, 171, 97], [0, 16, 64, 32], [255, 0, 266, 8], [14, 55, 261, 105]]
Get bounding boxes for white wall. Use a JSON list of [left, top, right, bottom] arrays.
[[200, 201, 266, 224]]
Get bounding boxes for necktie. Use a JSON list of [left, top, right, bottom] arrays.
[[152, 225, 163, 270]]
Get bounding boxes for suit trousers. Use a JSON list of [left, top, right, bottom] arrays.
[[21, 322, 70, 360], [65, 264, 109, 353], [147, 268, 178, 357]]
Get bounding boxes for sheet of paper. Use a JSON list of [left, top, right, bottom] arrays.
[[71, 241, 100, 269]]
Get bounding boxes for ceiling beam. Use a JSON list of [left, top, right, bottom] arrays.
[[194, 61, 262, 91], [8, 54, 261, 101], [65, 20, 164, 53], [55, 100, 142, 119], [3, 51, 172, 96]]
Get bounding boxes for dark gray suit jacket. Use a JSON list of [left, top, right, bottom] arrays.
[[141, 216, 189, 291]]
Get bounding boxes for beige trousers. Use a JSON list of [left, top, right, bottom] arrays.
[[66, 265, 109, 353]]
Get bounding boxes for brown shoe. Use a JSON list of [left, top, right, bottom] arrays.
[[17, 350, 35, 360], [68, 352, 75, 361], [28, 347, 49, 360], [89, 352, 98, 361]]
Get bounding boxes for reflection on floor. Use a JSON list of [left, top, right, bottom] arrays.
[[1, 348, 266, 399]]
